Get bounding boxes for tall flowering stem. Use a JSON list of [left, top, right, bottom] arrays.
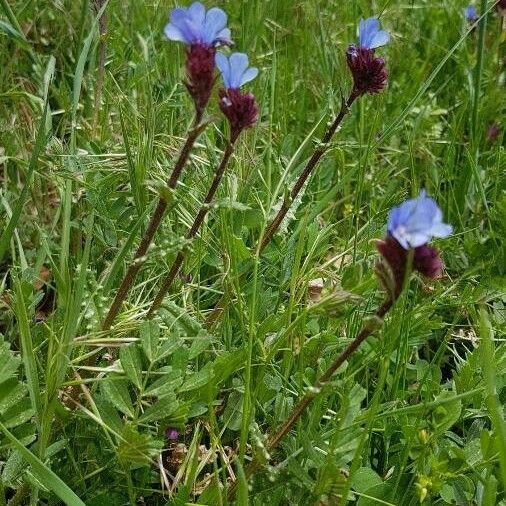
[[102, 2, 232, 330], [259, 91, 358, 252], [146, 52, 259, 317], [102, 121, 208, 330], [146, 137, 238, 318], [226, 191, 452, 498]]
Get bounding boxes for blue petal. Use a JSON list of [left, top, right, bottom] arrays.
[[187, 2, 206, 24], [229, 52, 249, 88], [164, 23, 188, 43], [240, 67, 259, 86], [359, 17, 380, 48], [430, 222, 453, 238], [215, 52, 231, 88], [216, 27, 233, 45], [205, 8, 227, 32], [369, 30, 390, 49]]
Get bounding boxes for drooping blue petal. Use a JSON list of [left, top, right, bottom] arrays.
[[215, 52, 231, 87], [387, 190, 452, 249], [216, 27, 232, 46], [368, 30, 390, 49]]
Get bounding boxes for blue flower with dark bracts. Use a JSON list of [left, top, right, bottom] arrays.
[[464, 5, 478, 21], [387, 190, 453, 250], [164, 2, 231, 47], [215, 52, 258, 89], [358, 17, 390, 50]]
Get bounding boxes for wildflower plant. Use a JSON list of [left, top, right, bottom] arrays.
[[4, 1, 504, 505]]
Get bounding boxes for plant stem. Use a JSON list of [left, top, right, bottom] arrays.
[[102, 117, 207, 330], [227, 297, 393, 498], [146, 132, 239, 318], [267, 298, 392, 450], [206, 92, 359, 327], [92, 0, 108, 131], [259, 91, 358, 252]]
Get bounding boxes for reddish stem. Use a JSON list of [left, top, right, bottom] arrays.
[[102, 119, 206, 330], [146, 132, 239, 318], [259, 91, 358, 252]]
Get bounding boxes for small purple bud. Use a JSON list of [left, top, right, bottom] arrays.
[[497, 0, 506, 12], [165, 427, 179, 440], [413, 244, 444, 279], [185, 43, 216, 116], [487, 123, 500, 142], [218, 88, 259, 139], [346, 45, 388, 96]]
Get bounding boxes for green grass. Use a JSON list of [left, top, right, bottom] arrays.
[[0, 0, 505, 504]]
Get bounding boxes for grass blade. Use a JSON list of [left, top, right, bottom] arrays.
[[0, 422, 86, 506]]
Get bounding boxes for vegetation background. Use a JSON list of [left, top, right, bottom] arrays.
[[0, 0, 505, 504]]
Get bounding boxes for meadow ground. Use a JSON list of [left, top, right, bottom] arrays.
[[0, 0, 505, 504]]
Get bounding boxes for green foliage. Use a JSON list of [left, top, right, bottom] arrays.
[[0, 0, 505, 504]]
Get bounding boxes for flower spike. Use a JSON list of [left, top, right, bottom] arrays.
[[347, 17, 389, 96], [216, 52, 259, 139], [377, 191, 452, 299], [164, 2, 233, 117]]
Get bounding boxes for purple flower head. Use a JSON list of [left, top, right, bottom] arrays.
[[185, 44, 216, 115], [358, 18, 390, 50], [464, 5, 478, 22], [497, 0, 506, 11], [165, 427, 179, 440], [347, 17, 389, 96], [164, 2, 232, 47], [215, 52, 258, 90], [387, 190, 453, 250], [376, 237, 444, 298]]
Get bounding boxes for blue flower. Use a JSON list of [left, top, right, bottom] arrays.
[[358, 17, 390, 50], [387, 190, 453, 250], [164, 2, 232, 47], [215, 52, 258, 89], [464, 5, 478, 21]]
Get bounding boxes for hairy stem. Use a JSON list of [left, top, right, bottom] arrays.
[[227, 297, 393, 498], [102, 118, 207, 330], [146, 132, 239, 317], [259, 91, 358, 252]]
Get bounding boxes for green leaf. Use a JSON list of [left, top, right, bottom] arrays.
[[117, 424, 161, 467], [140, 320, 159, 363], [120, 344, 143, 389], [179, 363, 214, 393], [101, 378, 134, 418], [351, 467, 383, 493], [188, 335, 211, 360], [138, 394, 179, 423]]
